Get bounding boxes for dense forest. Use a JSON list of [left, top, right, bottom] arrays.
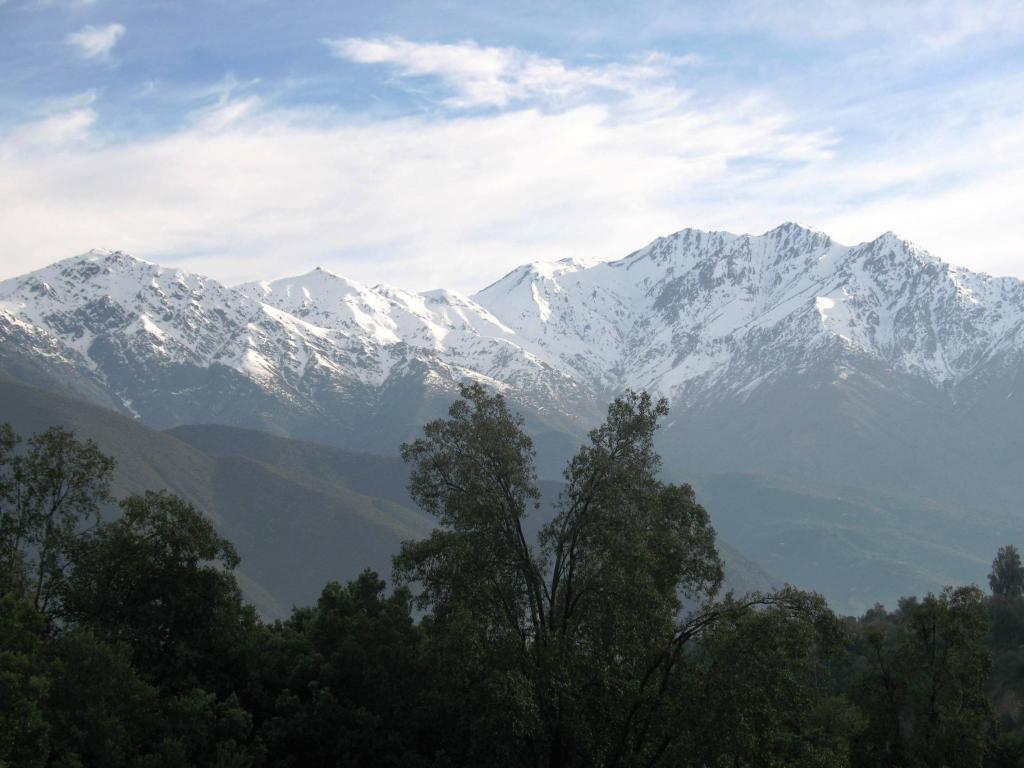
[[3, 386, 1024, 767]]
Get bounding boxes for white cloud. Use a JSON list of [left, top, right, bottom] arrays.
[[325, 37, 696, 108], [66, 22, 125, 60], [7, 108, 97, 146], [3, 36, 1024, 294], [0, 89, 834, 291]]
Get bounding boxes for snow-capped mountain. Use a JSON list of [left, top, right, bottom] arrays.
[[474, 223, 1024, 406], [2, 223, 1023, 435], [0, 248, 591, 453], [235, 267, 582, 405], [4, 223, 1024, 612]]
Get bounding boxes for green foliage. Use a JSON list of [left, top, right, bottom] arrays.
[[397, 385, 848, 767], [43, 629, 162, 767], [990, 545, 1024, 599], [61, 490, 255, 694], [847, 586, 992, 768], [0, 426, 114, 616], [2, 415, 1023, 768], [253, 570, 442, 767], [0, 593, 50, 768], [675, 589, 862, 767]]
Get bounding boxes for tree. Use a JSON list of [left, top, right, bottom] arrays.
[[60, 490, 256, 695], [674, 590, 862, 767], [849, 587, 992, 768], [42, 629, 162, 768], [0, 423, 25, 596], [255, 571, 442, 768], [399, 384, 824, 767], [990, 545, 1024, 599], [0, 426, 114, 615], [0, 592, 50, 767]]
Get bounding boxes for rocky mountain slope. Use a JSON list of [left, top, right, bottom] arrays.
[[474, 223, 1024, 406], [3, 223, 1023, 611], [5, 223, 1021, 429]]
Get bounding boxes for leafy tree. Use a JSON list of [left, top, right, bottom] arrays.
[[990, 545, 1024, 600], [255, 571, 441, 768], [675, 590, 862, 768], [0, 593, 50, 768], [60, 490, 257, 695], [43, 629, 162, 768], [0, 426, 114, 615], [397, 384, 845, 767], [0, 423, 25, 597], [849, 587, 992, 768]]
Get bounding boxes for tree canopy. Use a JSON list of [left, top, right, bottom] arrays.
[[396, 384, 854, 767], [990, 545, 1024, 600], [0, 406, 1020, 767]]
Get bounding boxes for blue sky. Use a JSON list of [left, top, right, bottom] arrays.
[[2, 0, 1023, 292]]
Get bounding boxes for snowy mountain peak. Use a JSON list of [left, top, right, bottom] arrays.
[[472, 225, 1024, 403], [2, 225, 1023, 428]]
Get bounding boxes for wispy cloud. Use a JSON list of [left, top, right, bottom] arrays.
[[3, 24, 1024, 292], [66, 22, 125, 60], [0, 76, 832, 291], [325, 37, 699, 108], [19, 108, 97, 145]]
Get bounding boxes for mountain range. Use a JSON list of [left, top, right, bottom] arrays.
[[2, 222, 1022, 613]]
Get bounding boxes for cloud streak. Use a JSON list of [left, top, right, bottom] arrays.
[[66, 22, 125, 60], [325, 37, 699, 108], [0, 85, 834, 291]]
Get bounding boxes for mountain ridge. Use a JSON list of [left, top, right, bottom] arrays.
[[4, 224, 1024, 612], [5, 223, 1021, 426]]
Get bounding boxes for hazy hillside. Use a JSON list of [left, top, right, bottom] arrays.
[[169, 422, 779, 598], [0, 378, 434, 618]]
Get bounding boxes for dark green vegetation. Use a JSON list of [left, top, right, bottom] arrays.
[[3, 386, 1024, 766]]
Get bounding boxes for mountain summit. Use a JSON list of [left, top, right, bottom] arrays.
[[3, 225, 1023, 612], [474, 224, 1024, 405], [3, 225, 1022, 425]]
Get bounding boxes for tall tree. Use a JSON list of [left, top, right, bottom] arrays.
[[397, 384, 842, 767], [990, 545, 1024, 600], [0, 426, 114, 615]]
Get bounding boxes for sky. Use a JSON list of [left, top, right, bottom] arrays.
[[1, 0, 1023, 294]]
